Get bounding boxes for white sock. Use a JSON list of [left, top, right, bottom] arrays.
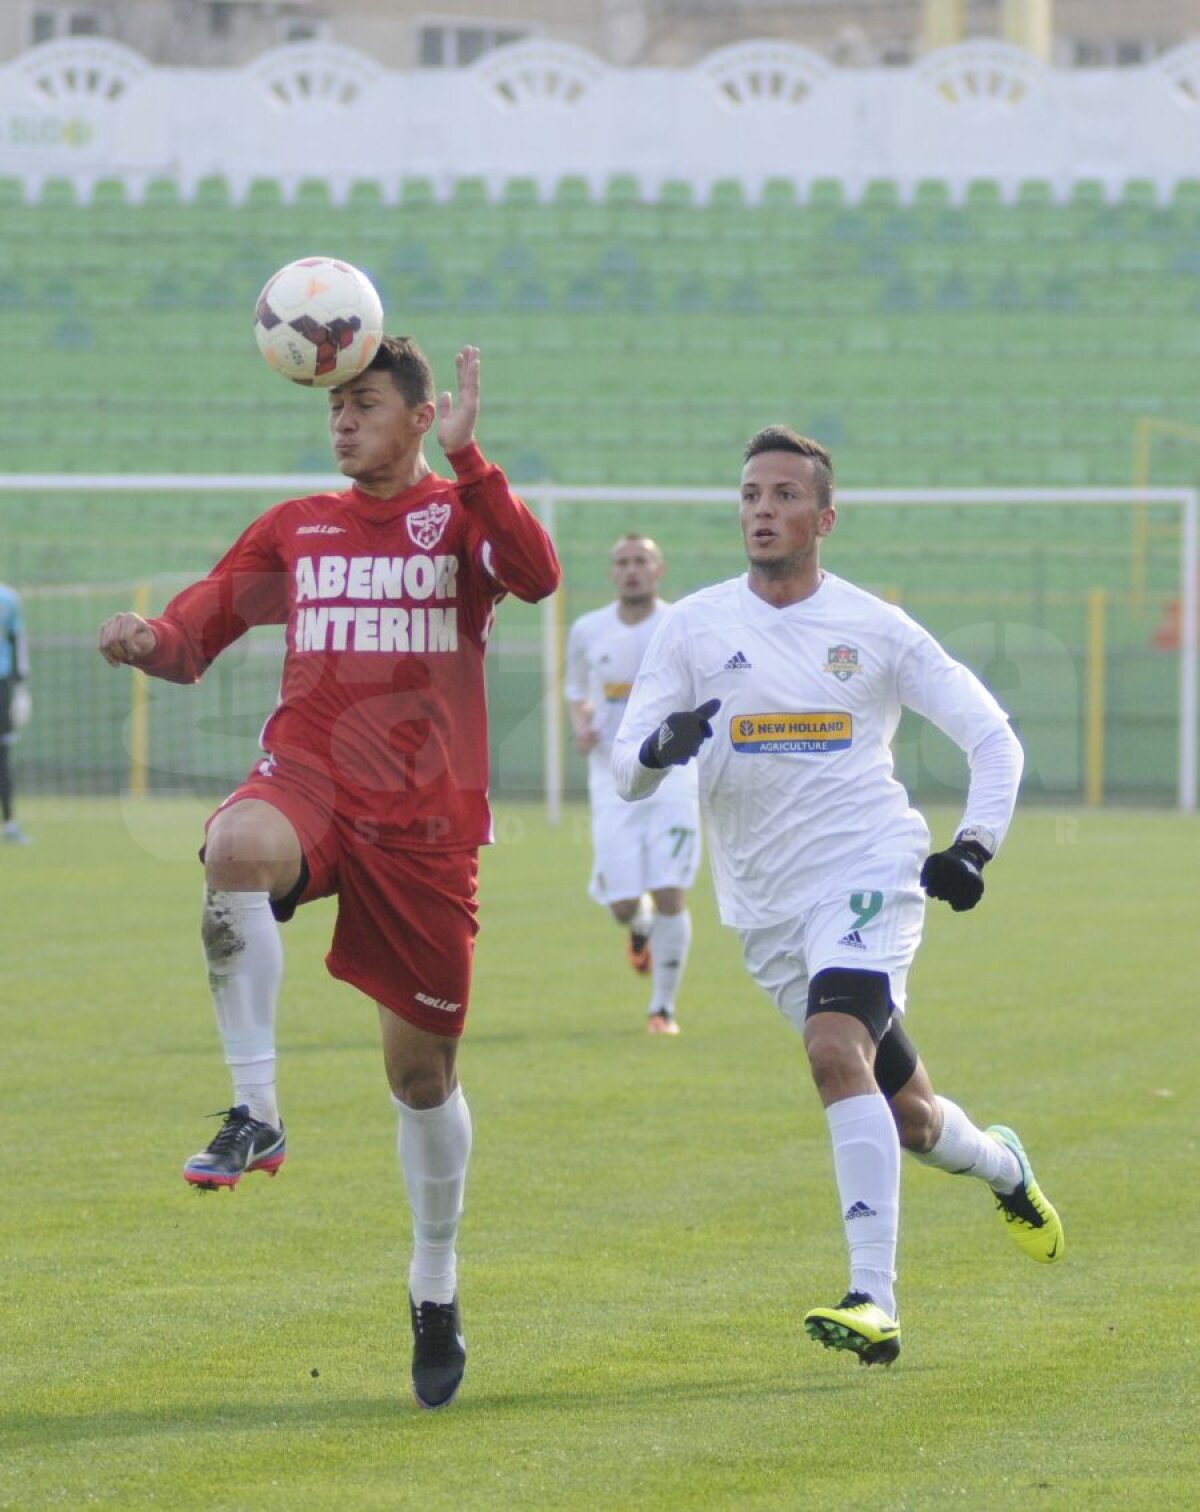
[[648, 909, 692, 1017], [201, 888, 283, 1127], [395, 1085, 473, 1306], [911, 1097, 1021, 1193], [826, 1092, 900, 1319]]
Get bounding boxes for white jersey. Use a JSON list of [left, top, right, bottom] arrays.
[[566, 600, 699, 806], [611, 572, 1023, 928]]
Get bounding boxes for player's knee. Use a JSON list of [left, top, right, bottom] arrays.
[[891, 1087, 940, 1153], [609, 898, 640, 925], [391, 1064, 457, 1109], [651, 887, 686, 915], [205, 802, 300, 894]]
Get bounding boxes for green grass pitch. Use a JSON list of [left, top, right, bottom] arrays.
[[1, 797, 1196, 1510]]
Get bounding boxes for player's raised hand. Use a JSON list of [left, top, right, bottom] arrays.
[[98, 612, 157, 667], [639, 698, 721, 769], [920, 840, 989, 911], [436, 345, 480, 455]]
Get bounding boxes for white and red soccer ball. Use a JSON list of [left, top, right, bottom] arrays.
[[254, 256, 384, 387]]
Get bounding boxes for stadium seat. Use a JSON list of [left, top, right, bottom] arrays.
[[346, 178, 386, 210], [399, 176, 436, 206], [604, 173, 641, 205]]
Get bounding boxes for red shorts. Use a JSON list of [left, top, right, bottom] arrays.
[[207, 762, 479, 1038]]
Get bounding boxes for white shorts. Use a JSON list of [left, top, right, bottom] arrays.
[[588, 791, 702, 906], [738, 853, 926, 1031]]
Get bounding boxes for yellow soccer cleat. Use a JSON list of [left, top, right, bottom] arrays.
[[986, 1125, 1065, 1264], [804, 1292, 900, 1367]]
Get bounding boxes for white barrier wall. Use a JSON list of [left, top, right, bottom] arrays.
[[0, 34, 1198, 200]]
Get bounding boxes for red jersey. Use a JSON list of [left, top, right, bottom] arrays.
[[139, 443, 561, 849]]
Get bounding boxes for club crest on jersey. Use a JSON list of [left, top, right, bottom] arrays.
[[824, 644, 862, 682], [406, 499, 451, 551]]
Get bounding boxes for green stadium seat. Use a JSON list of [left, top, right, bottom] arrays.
[[598, 242, 640, 277], [243, 176, 284, 210], [1068, 179, 1107, 209], [345, 178, 386, 211], [142, 176, 181, 208], [37, 176, 78, 207], [709, 178, 747, 211], [964, 179, 1003, 209], [88, 177, 129, 208], [53, 315, 93, 348], [192, 174, 232, 208], [880, 276, 921, 311], [760, 178, 796, 210], [293, 177, 334, 211], [565, 274, 607, 311], [391, 242, 430, 274], [400, 176, 436, 206], [604, 174, 641, 205], [1170, 179, 1200, 209], [451, 176, 489, 207], [462, 273, 500, 311], [409, 275, 447, 309], [1119, 179, 1158, 210], [862, 179, 901, 212], [511, 276, 551, 311], [1016, 179, 1054, 208], [552, 175, 592, 206], [674, 276, 710, 313], [657, 178, 694, 209], [913, 179, 951, 211], [807, 179, 844, 209], [502, 176, 539, 207]]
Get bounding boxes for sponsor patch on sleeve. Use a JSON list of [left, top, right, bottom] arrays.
[[730, 712, 852, 754]]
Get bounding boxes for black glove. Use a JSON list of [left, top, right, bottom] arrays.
[[920, 840, 990, 912], [639, 698, 721, 769]]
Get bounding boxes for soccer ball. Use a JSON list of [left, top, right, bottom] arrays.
[[254, 256, 384, 388]]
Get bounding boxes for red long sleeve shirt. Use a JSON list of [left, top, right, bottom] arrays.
[[138, 443, 561, 849]]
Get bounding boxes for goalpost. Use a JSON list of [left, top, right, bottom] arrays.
[[522, 483, 1199, 823], [0, 476, 1195, 818]]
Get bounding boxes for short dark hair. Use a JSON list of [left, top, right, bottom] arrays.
[[743, 426, 834, 510], [365, 335, 435, 409]]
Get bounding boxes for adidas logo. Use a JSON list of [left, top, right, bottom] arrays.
[[837, 929, 866, 949], [724, 650, 751, 671], [844, 1200, 877, 1221]]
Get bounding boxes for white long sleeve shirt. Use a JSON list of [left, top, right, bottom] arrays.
[[611, 572, 1023, 928], [565, 599, 699, 806]]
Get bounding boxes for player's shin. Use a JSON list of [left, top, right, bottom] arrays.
[[395, 1085, 473, 1305], [649, 908, 692, 1016], [826, 1093, 900, 1318], [201, 888, 283, 1127]]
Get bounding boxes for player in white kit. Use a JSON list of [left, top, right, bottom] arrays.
[[566, 535, 701, 1034], [612, 428, 1064, 1365]]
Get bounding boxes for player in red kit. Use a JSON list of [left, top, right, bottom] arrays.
[[98, 339, 561, 1410]]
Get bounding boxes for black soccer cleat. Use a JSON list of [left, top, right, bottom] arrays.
[[183, 1105, 286, 1191], [410, 1295, 467, 1410]]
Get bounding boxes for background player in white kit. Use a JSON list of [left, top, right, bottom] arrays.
[[566, 534, 701, 1034], [612, 427, 1064, 1365]]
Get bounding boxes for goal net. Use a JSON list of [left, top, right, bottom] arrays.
[[1, 477, 1195, 813]]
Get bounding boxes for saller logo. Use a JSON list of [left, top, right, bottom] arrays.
[[415, 991, 461, 1013], [407, 500, 451, 551]]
